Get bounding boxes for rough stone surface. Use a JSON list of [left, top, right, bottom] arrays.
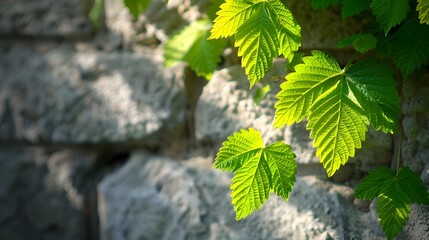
[[0, 43, 185, 143], [404, 205, 429, 240], [0, 0, 92, 38], [402, 73, 429, 176], [98, 152, 385, 240], [195, 61, 287, 147], [401, 73, 429, 238], [0, 147, 97, 240], [196, 63, 393, 170]]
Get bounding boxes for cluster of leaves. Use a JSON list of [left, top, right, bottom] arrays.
[[316, 0, 429, 78], [210, 1, 429, 239], [355, 166, 429, 239], [118, 0, 429, 239]]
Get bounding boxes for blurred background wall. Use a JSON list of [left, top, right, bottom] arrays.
[[0, 0, 428, 239]]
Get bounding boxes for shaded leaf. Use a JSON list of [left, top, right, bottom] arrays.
[[337, 34, 377, 53], [124, 0, 151, 19], [370, 0, 409, 34]]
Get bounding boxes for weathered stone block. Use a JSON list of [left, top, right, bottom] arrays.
[[0, 0, 92, 38], [0, 43, 185, 144], [98, 151, 385, 240]]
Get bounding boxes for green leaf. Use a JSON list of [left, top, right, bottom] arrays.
[[337, 34, 377, 53], [210, 0, 263, 39], [346, 59, 400, 133], [274, 51, 399, 176], [417, 0, 429, 25], [231, 151, 271, 220], [164, 20, 226, 79], [215, 128, 297, 220], [274, 51, 341, 127], [234, 3, 279, 87], [210, 0, 301, 87], [311, 0, 340, 9], [184, 31, 227, 79], [342, 0, 371, 17], [208, 0, 226, 21], [391, 17, 429, 77], [269, 0, 301, 60], [370, 0, 409, 34], [307, 80, 367, 176], [397, 167, 429, 204], [265, 142, 296, 199], [376, 182, 410, 240], [355, 167, 429, 240], [214, 128, 264, 172], [89, 0, 104, 28], [355, 166, 395, 199], [124, 0, 151, 19], [253, 84, 271, 105]]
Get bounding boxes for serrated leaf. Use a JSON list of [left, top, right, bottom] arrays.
[[355, 166, 429, 240], [215, 128, 297, 220], [214, 128, 264, 171], [275, 51, 399, 176], [377, 183, 411, 240], [307, 80, 367, 176], [311, 0, 340, 9], [164, 20, 225, 79], [370, 0, 409, 34], [391, 17, 429, 77], [231, 152, 271, 220], [417, 0, 429, 25], [269, 0, 301, 60], [234, 3, 279, 87], [346, 59, 400, 133], [274, 51, 342, 127], [210, 0, 301, 86], [397, 167, 429, 204], [208, 0, 225, 21], [355, 166, 395, 199], [265, 142, 296, 199], [337, 34, 377, 53], [210, 0, 263, 39], [342, 0, 371, 17], [124, 0, 151, 19]]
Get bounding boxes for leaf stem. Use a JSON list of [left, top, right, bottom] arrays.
[[343, 52, 358, 72], [263, 118, 275, 146], [396, 128, 402, 176]]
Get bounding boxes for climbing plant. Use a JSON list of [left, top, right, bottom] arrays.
[[118, 0, 429, 239]]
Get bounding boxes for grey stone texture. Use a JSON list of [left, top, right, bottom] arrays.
[[195, 61, 286, 147], [98, 152, 385, 240], [0, 43, 185, 144], [402, 73, 429, 179], [401, 73, 429, 238], [0, 147, 97, 240], [1, 0, 428, 239], [0, 0, 93, 38]]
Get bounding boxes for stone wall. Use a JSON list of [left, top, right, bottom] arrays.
[[0, 0, 428, 239]]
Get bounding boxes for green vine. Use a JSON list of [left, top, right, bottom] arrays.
[[116, 0, 429, 239]]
